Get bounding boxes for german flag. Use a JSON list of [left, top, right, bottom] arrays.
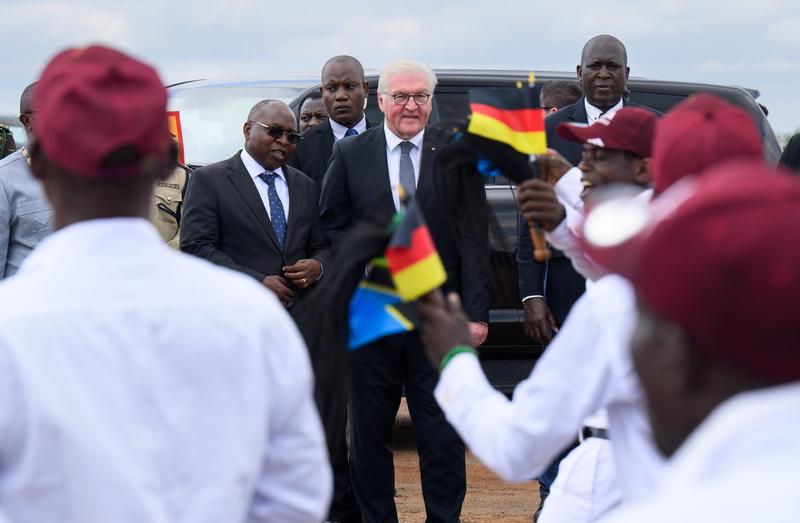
[[348, 258, 420, 350], [385, 201, 447, 301], [467, 87, 547, 155]]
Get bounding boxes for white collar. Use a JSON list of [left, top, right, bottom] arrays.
[[585, 97, 625, 122], [330, 114, 367, 141], [240, 149, 284, 181], [20, 218, 161, 273], [383, 123, 425, 151]]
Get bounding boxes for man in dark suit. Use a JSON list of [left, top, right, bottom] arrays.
[[181, 99, 330, 308], [517, 34, 655, 517], [288, 55, 374, 193], [289, 55, 373, 523], [320, 59, 489, 523]]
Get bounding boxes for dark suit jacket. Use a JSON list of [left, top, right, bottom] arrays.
[[319, 125, 490, 323], [517, 97, 660, 324], [181, 152, 331, 292], [287, 119, 377, 194], [779, 133, 800, 172]]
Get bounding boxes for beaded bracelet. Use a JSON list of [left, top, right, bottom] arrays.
[[439, 345, 478, 374]]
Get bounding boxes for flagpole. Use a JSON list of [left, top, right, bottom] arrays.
[[523, 72, 551, 262]]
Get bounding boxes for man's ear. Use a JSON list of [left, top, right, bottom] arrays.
[[362, 80, 369, 96], [576, 64, 583, 80], [19, 113, 31, 132], [635, 157, 652, 186], [26, 139, 48, 182]]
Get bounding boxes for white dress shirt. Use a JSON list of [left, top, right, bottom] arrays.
[[0, 218, 331, 523], [602, 383, 800, 522], [384, 124, 424, 210], [585, 98, 624, 123], [330, 114, 367, 141], [435, 274, 665, 500], [241, 149, 290, 220]]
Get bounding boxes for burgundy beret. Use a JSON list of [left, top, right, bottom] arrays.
[[34, 45, 172, 178]]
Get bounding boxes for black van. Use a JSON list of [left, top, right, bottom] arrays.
[[169, 70, 781, 392]]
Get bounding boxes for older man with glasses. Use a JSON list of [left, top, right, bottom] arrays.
[[320, 59, 490, 523], [181, 99, 330, 310]]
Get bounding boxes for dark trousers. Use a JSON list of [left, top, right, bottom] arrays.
[[348, 332, 466, 523], [328, 416, 361, 522]]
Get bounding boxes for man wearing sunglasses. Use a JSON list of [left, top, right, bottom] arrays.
[[181, 99, 330, 309]]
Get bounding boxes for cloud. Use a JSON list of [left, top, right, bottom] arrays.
[[766, 19, 800, 45], [1, 0, 799, 134]]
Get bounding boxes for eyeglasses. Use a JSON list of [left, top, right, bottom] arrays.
[[390, 93, 432, 106], [249, 121, 303, 144]]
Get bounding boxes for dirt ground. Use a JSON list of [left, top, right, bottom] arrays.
[[393, 400, 539, 522]]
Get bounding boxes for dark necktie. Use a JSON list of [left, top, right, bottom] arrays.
[[344, 127, 358, 137], [399, 141, 416, 198], [259, 172, 287, 250]]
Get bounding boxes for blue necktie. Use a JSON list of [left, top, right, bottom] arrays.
[[344, 127, 358, 137], [259, 172, 287, 250]]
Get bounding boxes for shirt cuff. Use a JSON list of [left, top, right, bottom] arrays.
[[554, 167, 583, 209]]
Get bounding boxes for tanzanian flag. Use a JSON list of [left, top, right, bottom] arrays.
[[348, 258, 420, 350], [385, 201, 447, 301], [467, 86, 547, 154]]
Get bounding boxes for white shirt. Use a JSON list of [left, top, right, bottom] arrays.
[[330, 114, 367, 141], [241, 149, 290, 220], [585, 98, 624, 123], [435, 274, 665, 499], [384, 124, 424, 210], [0, 218, 331, 523], [602, 383, 800, 522]]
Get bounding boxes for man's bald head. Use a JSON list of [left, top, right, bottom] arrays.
[[321, 55, 365, 83], [578, 35, 630, 111], [320, 55, 368, 127], [19, 82, 37, 141], [20, 82, 36, 115], [581, 35, 627, 66], [247, 99, 295, 123]]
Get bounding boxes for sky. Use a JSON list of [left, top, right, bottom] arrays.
[[3, 0, 799, 138]]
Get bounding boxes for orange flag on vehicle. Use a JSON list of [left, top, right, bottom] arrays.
[[467, 87, 547, 154]]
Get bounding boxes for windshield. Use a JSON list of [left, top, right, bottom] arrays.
[[167, 81, 313, 166]]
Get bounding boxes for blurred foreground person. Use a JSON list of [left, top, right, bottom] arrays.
[[0, 82, 54, 279], [0, 45, 330, 522], [586, 163, 800, 522], [418, 94, 764, 522]]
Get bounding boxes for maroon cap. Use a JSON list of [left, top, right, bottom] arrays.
[[34, 45, 173, 178], [556, 107, 656, 159], [651, 93, 762, 195], [583, 161, 800, 381]]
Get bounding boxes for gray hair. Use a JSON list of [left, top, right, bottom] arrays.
[[377, 59, 437, 94]]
